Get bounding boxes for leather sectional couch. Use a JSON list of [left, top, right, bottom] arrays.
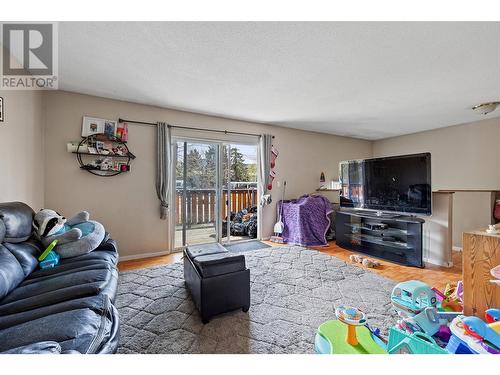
[[0, 202, 120, 354]]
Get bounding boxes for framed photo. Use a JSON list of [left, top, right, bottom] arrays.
[[0, 97, 4, 122], [104, 120, 117, 137], [82, 116, 105, 137]]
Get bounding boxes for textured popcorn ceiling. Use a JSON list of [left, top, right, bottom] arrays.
[[59, 22, 500, 140]]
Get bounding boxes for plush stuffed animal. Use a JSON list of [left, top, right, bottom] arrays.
[[349, 254, 381, 268], [349, 254, 364, 263], [362, 258, 381, 268], [33, 209, 105, 259]]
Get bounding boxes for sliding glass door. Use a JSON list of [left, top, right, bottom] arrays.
[[174, 141, 220, 248], [221, 143, 258, 244], [173, 139, 258, 250]]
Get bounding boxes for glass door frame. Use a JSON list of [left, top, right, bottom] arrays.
[[220, 142, 259, 246], [169, 135, 261, 252], [171, 137, 222, 251]]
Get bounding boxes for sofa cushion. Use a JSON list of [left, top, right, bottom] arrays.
[[25, 250, 118, 282], [0, 202, 34, 243], [0, 303, 115, 354], [0, 264, 118, 316], [0, 294, 110, 330], [3, 241, 41, 277], [0, 245, 25, 300], [1, 341, 62, 354]]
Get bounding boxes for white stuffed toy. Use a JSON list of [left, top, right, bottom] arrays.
[[33, 209, 105, 258]]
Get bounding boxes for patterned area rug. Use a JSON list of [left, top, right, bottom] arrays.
[[116, 246, 397, 354], [224, 240, 271, 253]]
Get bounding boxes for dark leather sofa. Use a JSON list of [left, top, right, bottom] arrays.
[[0, 202, 120, 354]]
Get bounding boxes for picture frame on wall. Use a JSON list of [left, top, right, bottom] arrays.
[[82, 116, 118, 137], [104, 120, 117, 137], [0, 97, 4, 122], [82, 116, 105, 136]]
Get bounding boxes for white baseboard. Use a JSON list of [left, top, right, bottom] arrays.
[[424, 256, 454, 268], [119, 250, 173, 262]]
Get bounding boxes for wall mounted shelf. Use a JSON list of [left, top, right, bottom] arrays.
[[75, 134, 135, 177]]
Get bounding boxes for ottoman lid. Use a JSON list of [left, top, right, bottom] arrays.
[[186, 242, 228, 259], [193, 253, 246, 278], [186, 242, 246, 278]]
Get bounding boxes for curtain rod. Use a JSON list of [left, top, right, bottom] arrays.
[[118, 118, 274, 138]]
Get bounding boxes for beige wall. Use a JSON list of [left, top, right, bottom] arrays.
[[373, 116, 500, 247], [0, 90, 44, 210], [43, 91, 372, 258], [4, 86, 496, 254]]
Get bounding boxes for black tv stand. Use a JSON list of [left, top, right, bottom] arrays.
[[336, 209, 424, 267], [343, 209, 401, 219]]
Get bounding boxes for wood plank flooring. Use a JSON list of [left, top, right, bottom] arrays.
[[118, 252, 183, 272], [118, 241, 463, 290], [310, 243, 462, 290]]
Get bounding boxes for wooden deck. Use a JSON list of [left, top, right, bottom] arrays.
[[174, 225, 248, 248]]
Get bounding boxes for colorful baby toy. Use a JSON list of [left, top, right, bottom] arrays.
[[432, 282, 463, 312], [446, 315, 496, 354], [391, 280, 437, 317], [462, 315, 500, 351], [485, 308, 500, 324], [33, 209, 105, 259], [313, 278, 498, 355], [38, 239, 60, 269], [315, 306, 386, 354], [387, 327, 448, 354]]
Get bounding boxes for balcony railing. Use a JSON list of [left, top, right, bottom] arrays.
[[175, 182, 257, 227]]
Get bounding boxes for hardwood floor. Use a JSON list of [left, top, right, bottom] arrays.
[[118, 252, 183, 272], [118, 241, 463, 290], [311, 243, 462, 290]]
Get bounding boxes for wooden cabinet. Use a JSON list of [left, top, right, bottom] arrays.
[[463, 229, 500, 317]]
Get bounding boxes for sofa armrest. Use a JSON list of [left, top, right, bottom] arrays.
[[95, 235, 118, 254]]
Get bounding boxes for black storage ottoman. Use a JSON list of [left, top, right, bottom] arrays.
[[183, 243, 250, 323]]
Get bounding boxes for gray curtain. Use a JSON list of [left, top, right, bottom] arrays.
[[156, 122, 173, 219], [259, 134, 273, 206]]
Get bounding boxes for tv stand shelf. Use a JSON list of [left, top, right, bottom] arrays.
[[336, 210, 424, 267]]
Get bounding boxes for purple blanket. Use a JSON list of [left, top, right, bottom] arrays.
[[279, 195, 333, 246]]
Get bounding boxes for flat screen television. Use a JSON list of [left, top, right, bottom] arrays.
[[339, 153, 432, 215]]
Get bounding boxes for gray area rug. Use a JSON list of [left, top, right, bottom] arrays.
[[224, 240, 271, 253], [116, 246, 397, 354]]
